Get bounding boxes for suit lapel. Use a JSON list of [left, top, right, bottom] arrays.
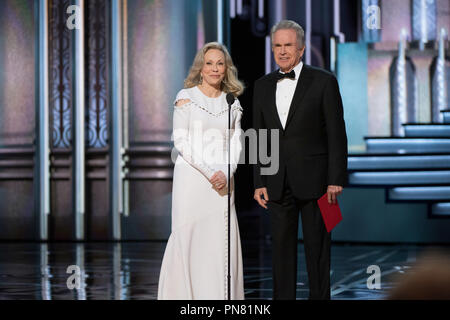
[[284, 64, 314, 130], [265, 72, 284, 131]]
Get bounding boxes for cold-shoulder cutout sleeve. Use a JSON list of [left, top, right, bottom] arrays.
[[231, 98, 243, 113], [175, 99, 191, 107], [173, 89, 191, 107]]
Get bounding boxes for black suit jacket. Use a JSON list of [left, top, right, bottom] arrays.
[[253, 64, 348, 201]]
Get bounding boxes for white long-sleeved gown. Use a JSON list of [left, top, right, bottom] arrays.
[[157, 86, 244, 300]]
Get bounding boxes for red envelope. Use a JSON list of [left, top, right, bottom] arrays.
[[317, 193, 343, 233]]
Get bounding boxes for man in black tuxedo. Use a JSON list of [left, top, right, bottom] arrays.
[[252, 20, 348, 300]]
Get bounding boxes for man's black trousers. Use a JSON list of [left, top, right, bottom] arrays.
[[267, 172, 331, 300]]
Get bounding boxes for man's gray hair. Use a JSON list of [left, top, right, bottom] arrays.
[[270, 20, 305, 49]]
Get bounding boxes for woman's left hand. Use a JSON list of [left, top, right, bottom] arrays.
[[210, 170, 227, 190]]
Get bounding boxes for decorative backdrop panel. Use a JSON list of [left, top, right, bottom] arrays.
[[0, 0, 36, 147]]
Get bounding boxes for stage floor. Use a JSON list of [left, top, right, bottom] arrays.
[[0, 241, 447, 300]]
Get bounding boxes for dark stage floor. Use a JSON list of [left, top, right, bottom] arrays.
[[0, 241, 447, 300]]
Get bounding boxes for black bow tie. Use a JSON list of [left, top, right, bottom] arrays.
[[277, 70, 295, 80]]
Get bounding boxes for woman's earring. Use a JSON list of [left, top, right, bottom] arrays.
[[199, 74, 203, 84]]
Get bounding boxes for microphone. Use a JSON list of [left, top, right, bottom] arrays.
[[226, 93, 235, 106]]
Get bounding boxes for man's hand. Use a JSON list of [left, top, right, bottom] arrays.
[[254, 187, 269, 209], [210, 171, 227, 190], [327, 185, 343, 204]]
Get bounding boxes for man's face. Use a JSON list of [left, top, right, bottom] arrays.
[[272, 29, 305, 72]]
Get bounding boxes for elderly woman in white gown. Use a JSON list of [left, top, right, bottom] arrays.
[[157, 42, 245, 300]]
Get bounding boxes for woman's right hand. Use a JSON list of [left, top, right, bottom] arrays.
[[210, 171, 227, 190]]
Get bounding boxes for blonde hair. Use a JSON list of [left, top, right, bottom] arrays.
[[184, 42, 244, 97]]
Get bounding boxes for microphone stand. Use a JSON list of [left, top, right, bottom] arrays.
[[226, 94, 234, 301]]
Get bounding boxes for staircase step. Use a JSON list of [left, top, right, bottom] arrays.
[[442, 110, 450, 123], [404, 124, 450, 137], [365, 137, 450, 153], [348, 154, 450, 170], [431, 202, 450, 217], [349, 170, 450, 186], [388, 186, 450, 201]]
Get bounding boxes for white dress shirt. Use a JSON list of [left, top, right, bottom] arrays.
[[276, 61, 303, 129]]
